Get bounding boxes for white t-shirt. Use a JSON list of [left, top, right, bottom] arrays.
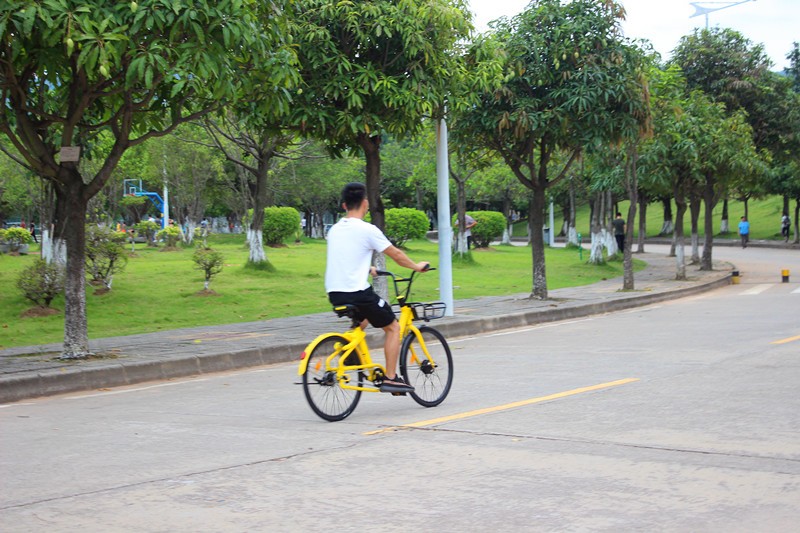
[[325, 217, 392, 293]]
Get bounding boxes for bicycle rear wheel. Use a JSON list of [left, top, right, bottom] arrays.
[[399, 326, 453, 407], [302, 335, 362, 421]]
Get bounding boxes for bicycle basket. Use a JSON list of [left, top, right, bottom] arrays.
[[413, 301, 447, 321]]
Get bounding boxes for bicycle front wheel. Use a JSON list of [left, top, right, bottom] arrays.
[[302, 335, 362, 422], [399, 326, 453, 407]]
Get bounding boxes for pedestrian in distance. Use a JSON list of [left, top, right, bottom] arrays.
[[612, 212, 625, 253], [325, 182, 430, 394], [738, 216, 750, 248], [455, 213, 477, 250], [29, 222, 37, 243], [781, 212, 791, 242]]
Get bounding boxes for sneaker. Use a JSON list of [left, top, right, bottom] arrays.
[[380, 375, 414, 394]]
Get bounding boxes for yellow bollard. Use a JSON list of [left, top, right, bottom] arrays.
[[782, 269, 790, 283], [732, 270, 740, 284]]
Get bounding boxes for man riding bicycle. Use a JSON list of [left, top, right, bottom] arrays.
[[325, 182, 429, 394]]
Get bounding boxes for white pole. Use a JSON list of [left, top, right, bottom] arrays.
[[163, 183, 169, 229], [436, 118, 454, 316], [549, 197, 555, 246]]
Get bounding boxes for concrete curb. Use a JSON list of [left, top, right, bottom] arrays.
[[0, 272, 731, 404]]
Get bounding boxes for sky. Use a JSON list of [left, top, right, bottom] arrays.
[[468, 0, 799, 70]]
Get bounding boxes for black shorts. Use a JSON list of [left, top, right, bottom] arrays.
[[328, 287, 396, 328]]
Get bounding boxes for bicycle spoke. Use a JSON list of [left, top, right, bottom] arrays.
[[302, 335, 362, 421], [400, 326, 453, 407]]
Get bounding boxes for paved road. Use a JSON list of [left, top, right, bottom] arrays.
[[1, 246, 798, 531]]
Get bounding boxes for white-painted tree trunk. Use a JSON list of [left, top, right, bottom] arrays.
[[690, 233, 700, 264], [41, 230, 67, 266], [502, 225, 511, 245], [603, 228, 617, 256], [660, 219, 674, 236], [183, 221, 196, 245], [675, 243, 686, 280], [247, 228, 267, 264], [455, 230, 468, 254], [567, 226, 578, 246], [589, 230, 605, 264], [720, 219, 729, 234]]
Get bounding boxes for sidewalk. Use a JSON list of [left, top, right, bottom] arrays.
[[0, 252, 733, 404]]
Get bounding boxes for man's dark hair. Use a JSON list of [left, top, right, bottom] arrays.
[[341, 182, 367, 211], [616, 212, 622, 217]]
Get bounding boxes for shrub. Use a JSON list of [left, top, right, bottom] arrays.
[[193, 247, 224, 291], [3, 227, 33, 251], [157, 225, 183, 248], [453, 211, 506, 248], [134, 220, 160, 246], [85, 225, 128, 289], [16, 259, 65, 308], [385, 208, 429, 248], [262, 206, 301, 246]]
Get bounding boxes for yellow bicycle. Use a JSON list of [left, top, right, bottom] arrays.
[[297, 268, 453, 421]]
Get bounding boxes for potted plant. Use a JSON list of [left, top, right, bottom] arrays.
[[0, 228, 7, 253], [2, 227, 33, 254]]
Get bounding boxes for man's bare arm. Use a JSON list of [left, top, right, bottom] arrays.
[[383, 245, 428, 272]]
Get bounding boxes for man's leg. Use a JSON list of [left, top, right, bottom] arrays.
[[381, 320, 401, 379]]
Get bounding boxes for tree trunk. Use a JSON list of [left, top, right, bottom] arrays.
[[454, 175, 468, 255], [674, 183, 687, 281], [689, 194, 701, 264], [247, 155, 270, 267], [659, 197, 673, 236], [700, 175, 717, 271], [622, 148, 637, 291], [604, 190, 617, 256], [637, 191, 647, 253], [528, 189, 548, 299], [588, 191, 605, 264], [794, 198, 799, 244], [720, 197, 730, 234], [358, 133, 387, 299], [567, 179, 578, 246], [57, 179, 91, 358]]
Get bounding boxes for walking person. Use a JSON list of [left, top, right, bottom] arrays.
[[738, 216, 750, 248], [325, 182, 429, 394], [781, 212, 791, 242], [612, 212, 625, 253], [29, 222, 38, 243]]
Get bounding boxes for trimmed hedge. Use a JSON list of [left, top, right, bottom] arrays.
[[385, 208, 429, 248], [453, 211, 506, 248], [263, 206, 301, 246]]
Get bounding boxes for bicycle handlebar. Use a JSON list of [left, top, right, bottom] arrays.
[[374, 266, 435, 302]]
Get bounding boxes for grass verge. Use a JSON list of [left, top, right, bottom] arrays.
[[0, 235, 642, 349]]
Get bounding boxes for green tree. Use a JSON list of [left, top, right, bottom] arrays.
[[0, 0, 295, 357], [456, 0, 649, 299], [289, 0, 472, 230]]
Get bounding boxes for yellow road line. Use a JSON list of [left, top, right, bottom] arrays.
[[364, 377, 639, 436], [771, 335, 800, 345]]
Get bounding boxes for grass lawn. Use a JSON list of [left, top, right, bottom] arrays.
[[0, 235, 640, 349]]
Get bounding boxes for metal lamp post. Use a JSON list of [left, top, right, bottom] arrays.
[[690, 0, 756, 29]]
